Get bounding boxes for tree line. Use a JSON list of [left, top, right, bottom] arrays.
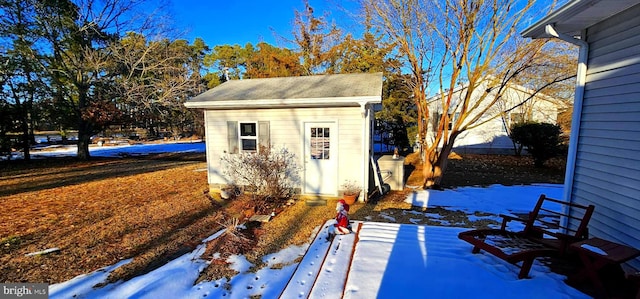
[[0, 0, 404, 160], [2, 0, 576, 187]]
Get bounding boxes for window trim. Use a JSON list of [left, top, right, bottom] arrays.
[[238, 121, 258, 153]]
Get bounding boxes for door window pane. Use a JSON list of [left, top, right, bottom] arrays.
[[310, 127, 330, 160]]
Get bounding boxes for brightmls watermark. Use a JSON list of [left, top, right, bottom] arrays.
[[0, 284, 48, 299]]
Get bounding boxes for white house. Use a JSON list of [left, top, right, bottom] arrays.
[[185, 72, 383, 202], [523, 0, 640, 270], [426, 79, 566, 154]]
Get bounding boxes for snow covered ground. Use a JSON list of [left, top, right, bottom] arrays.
[[29, 141, 206, 159], [20, 143, 585, 298], [47, 185, 587, 298]]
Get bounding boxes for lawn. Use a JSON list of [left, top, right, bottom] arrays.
[[0, 151, 565, 285]]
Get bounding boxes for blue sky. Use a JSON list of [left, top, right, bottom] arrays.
[[167, 0, 361, 48]]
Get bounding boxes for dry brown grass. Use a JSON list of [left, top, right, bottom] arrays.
[[404, 152, 565, 188], [1, 154, 223, 284]]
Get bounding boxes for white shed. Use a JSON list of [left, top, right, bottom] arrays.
[[185, 72, 383, 202], [523, 0, 640, 270]]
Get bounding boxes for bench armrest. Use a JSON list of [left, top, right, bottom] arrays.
[[499, 214, 528, 230]]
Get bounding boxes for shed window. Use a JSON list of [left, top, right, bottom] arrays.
[[239, 122, 257, 152], [227, 121, 270, 154]]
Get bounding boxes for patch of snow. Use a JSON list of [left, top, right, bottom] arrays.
[[228, 255, 253, 273], [49, 259, 132, 299], [263, 244, 307, 268], [467, 214, 500, 222], [424, 212, 444, 219], [378, 212, 396, 222], [581, 244, 608, 256], [24, 141, 205, 159], [409, 218, 422, 224], [406, 184, 563, 216], [428, 219, 452, 226], [403, 210, 424, 216]]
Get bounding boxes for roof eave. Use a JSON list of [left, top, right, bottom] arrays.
[[521, 0, 584, 39], [184, 96, 382, 110], [522, 0, 640, 39]]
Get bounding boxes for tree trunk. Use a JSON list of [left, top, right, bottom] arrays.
[[18, 104, 31, 161], [76, 90, 92, 160], [20, 122, 30, 161], [77, 121, 91, 161], [510, 139, 524, 156], [77, 121, 92, 160], [422, 155, 436, 188], [422, 133, 458, 188]]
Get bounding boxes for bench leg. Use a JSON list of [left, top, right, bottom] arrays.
[[575, 251, 608, 298], [518, 259, 534, 279], [472, 246, 481, 254]]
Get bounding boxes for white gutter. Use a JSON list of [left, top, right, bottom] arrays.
[[544, 24, 588, 230], [184, 96, 381, 109]]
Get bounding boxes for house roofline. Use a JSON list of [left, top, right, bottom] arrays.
[[184, 96, 382, 110], [521, 0, 639, 39], [425, 77, 565, 107]]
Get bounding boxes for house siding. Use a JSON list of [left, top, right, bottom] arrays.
[[427, 81, 561, 154], [569, 3, 640, 269], [204, 106, 366, 195]]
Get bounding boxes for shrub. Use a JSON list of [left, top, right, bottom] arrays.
[[510, 122, 563, 167], [221, 146, 301, 203]]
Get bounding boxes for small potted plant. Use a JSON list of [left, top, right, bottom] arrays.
[[341, 180, 362, 205]]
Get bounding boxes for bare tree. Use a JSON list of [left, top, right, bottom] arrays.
[[292, 0, 343, 75], [364, 0, 573, 188], [361, 0, 436, 161], [35, 0, 169, 160], [110, 33, 207, 138]]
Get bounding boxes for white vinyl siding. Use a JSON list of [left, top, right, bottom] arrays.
[[569, 3, 640, 269], [204, 107, 365, 192], [427, 80, 561, 153]]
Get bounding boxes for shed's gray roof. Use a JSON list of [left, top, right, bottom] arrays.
[[185, 72, 383, 109], [522, 0, 640, 39]]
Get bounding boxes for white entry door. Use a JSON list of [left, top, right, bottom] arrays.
[[304, 122, 337, 195]]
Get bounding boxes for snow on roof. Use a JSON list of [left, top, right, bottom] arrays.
[[184, 72, 383, 109]]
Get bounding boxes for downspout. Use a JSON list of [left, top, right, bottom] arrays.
[[545, 24, 588, 231], [360, 102, 370, 202]]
